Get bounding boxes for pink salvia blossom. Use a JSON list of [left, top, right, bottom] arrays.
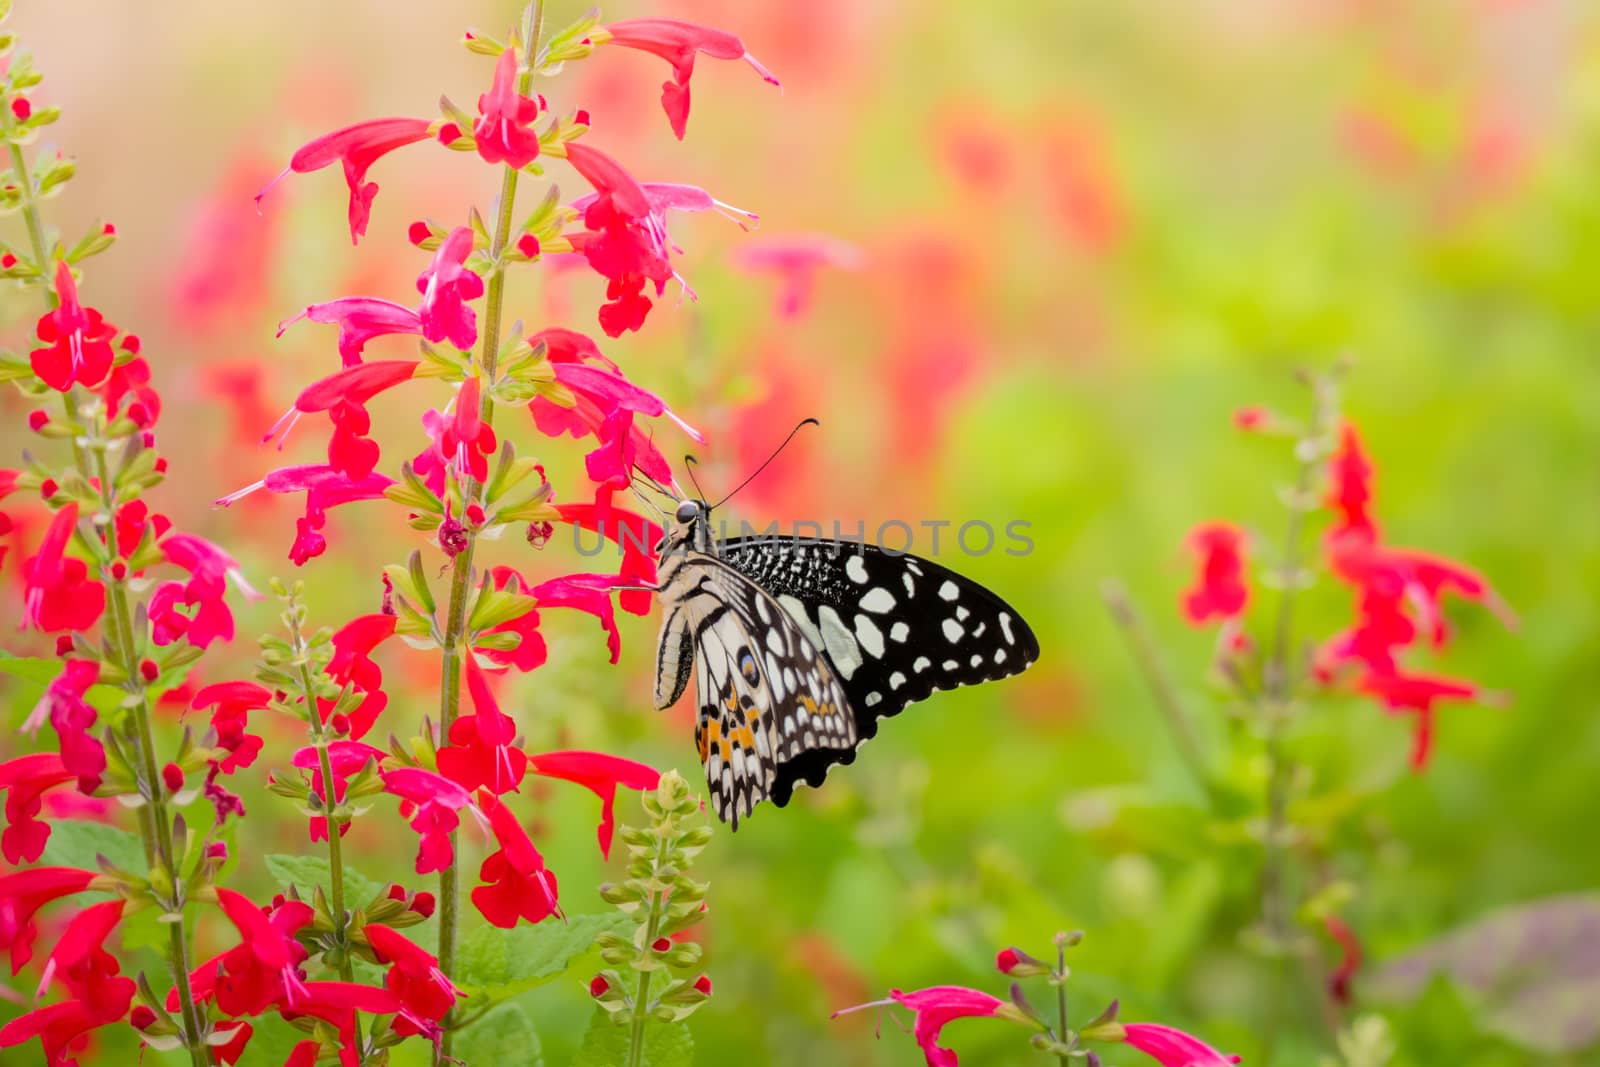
[[595, 19, 780, 139]]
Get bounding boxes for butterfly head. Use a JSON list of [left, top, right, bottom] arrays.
[[659, 496, 716, 558]]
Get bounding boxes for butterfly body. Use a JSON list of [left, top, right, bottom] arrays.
[[653, 499, 1039, 827]]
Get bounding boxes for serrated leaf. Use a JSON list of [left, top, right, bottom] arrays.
[[263, 854, 385, 909], [456, 913, 630, 1000], [39, 818, 144, 873], [573, 1008, 693, 1067], [457, 1003, 543, 1067], [1370, 893, 1600, 1054]]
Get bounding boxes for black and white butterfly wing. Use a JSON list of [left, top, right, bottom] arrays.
[[717, 538, 1040, 806], [654, 551, 857, 827]]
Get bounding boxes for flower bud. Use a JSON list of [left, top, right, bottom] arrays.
[[161, 763, 184, 793], [996, 946, 1050, 977], [54, 635, 74, 656], [27, 409, 48, 431], [139, 659, 159, 683], [130, 1006, 157, 1030], [693, 975, 711, 996], [121, 334, 141, 354], [651, 937, 671, 953], [516, 234, 540, 258], [589, 975, 609, 997], [11, 97, 30, 120], [408, 221, 431, 246]]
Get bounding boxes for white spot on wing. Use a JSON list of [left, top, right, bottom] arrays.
[[913, 656, 931, 673], [865, 691, 882, 707], [999, 612, 1015, 645], [818, 605, 864, 680], [942, 618, 964, 643], [859, 587, 897, 614], [939, 580, 959, 601], [890, 671, 906, 690], [854, 614, 886, 658], [779, 594, 827, 656], [890, 621, 910, 643], [903, 572, 916, 597], [846, 555, 869, 583]]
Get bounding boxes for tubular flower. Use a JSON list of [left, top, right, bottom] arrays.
[[278, 982, 399, 1067], [730, 233, 863, 319], [21, 503, 105, 634], [215, 464, 394, 566], [833, 986, 1023, 1067], [379, 767, 473, 875], [591, 19, 780, 139], [423, 376, 497, 484], [190, 681, 271, 775], [0, 866, 98, 975], [25, 660, 105, 795], [563, 143, 671, 337], [35, 900, 130, 1021], [553, 484, 662, 617], [437, 658, 527, 796], [149, 533, 258, 651], [325, 612, 397, 738], [1119, 1022, 1242, 1067], [473, 46, 543, 168], [0, 754, 75, 864], [526, 750, 660, 860], [268, 361, 422, 482], [278, 297, 424, 368], [258, 118, 434, 243], [416, 226, 483, 350], [1180, 522, 1249, 626], [30, 260, 118, 391], [471, 791, 560, 928], [364, 924, 459, 1038], [290, 741, 385, 842], [179, 890, 315, 1017]]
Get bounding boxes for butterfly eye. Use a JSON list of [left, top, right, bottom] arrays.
[[674, 500, 700, 524], [737, 649, 760, 685]]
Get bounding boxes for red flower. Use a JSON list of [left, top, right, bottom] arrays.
[[526, 750, 660, 859], [30, 261, 118, 391], [278, 981, 399, 1067], [562, 143, 672, 337], [0, 994, 133, 1067], [216, 464, 394, 566], [365, 924, 459, 1038], [730, 233, 863, 319], [471, 791, 560, 928], [474, 47, 543, 168], [421, 376, 497, 485], [1121, 1022, 1241, 1067], [24, 660, 105, 794], [190, 681, 271, 775], [149, 533, 256, 651], [0, 866, 97, 975], [437, 658, 527, 796], [269, 361, 421, 482], [22, 504, 105, 633], [553, 484, 662, 617], [532, 352, 702, 489], [380, 767, 473, 874], [1180, 523, 1249, 625], [35, 900, 130, 1019], [279, 297, 424, 368], [834, 986, 1011, 1067], [1325, 422, 1378, 545], [416, 227, 484, 351], [1357, 670, 1481, 770], [180, 890, 314, 1016], [0, 754, 74, 863], [291, 741, 385, 842], [326, 612, 397, 738], [100, 355, 161, 428], [594, 19, 780, 140], [1323, 915, 1362, 1006], [259, 118, 434, 243]]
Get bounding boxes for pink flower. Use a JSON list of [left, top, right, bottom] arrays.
[[473, 47, 543, 169], [1357, 670, 1482, 770], [416, 227, 483, 350], [216, 464, 394, 566], [259, 118, 434, 243], [562, 143, 670, 337], [423, 376, 497, 484], [0, 754, 74, 863], [179, 890, 314, 1016], [594, 19, 780, 139], [190, 681, 271, 775], [148, 533, 257, 651], [731, 233, 863, 319], [34, 900, 129, 1019], [437, 658, 527, 796], [325, 612, 396, 738], [278, 297, 423, 368], [268, 361, 421, 481], [365, 924, 459, 1038], [0, 988, 133, 1067], [21, 503, 105, 633], [833, 986, 1011, 1067], [30, 261, 118, 391], [278, 981, 399, 1067], [1180, 523, 1249, 625], [0, 866, 97, 975], [1121, 1022, 1241, 1067], [25, 660, 105, 795], [471, 791, 560, 928], [526, 750, 660, 859], [291, 741, 385, 842], [553, 485, 661, 617], [380, 767, 473, 875]]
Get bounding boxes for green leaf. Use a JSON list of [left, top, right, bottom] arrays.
[[455, 913, 630, 1000], [234, 1011, 309, 1067], [456, 1003, 543, 1067], [263, 854, 385, 908], [1370, 893, 1600, 1054], [39, 818, 144, 873], [0, 652, 124, 715], [573, 1008, 693, 1067]]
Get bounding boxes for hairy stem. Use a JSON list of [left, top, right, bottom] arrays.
[[434, 7, 542, 1062], [9, 138, 209, 1067], [1054, 940, 1070, 1065], [627, 833, 670, 1067]]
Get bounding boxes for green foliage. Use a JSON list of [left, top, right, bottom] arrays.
[[262, 854, 385, 908], [456, 912, 630, 1000], [456, 1003, 544, 1067], [573, 1008, 693, 1067], [38, 816, 143, 872]]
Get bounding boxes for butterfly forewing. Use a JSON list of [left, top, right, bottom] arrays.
[[717, 538, 1041, 805], [654, 548, 856, 827]]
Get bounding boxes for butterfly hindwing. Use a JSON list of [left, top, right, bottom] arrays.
[[655, 550, 857, 827], [717, 537, 1041, 805]]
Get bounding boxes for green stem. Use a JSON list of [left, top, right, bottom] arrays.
[[1054, 940, 1070, 1065], [627, 834, 669, 1067], [434, 8, 542, 1063], [9, 138, 209, 1067]]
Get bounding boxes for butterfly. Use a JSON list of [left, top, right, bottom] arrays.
[[652, 496, 1039, 828]]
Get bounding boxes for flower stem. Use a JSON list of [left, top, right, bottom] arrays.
[[627, 833, 669, 1067], [433, 8, 542, 1063], [1054, 940, 1070, 1065], [1101, 578, 1218, 807], [8, 138, 209, 1067]]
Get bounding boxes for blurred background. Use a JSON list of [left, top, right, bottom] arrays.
[[4, 0, 1599, 1064]]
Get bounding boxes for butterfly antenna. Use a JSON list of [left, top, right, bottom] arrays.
[[684, 454, 708, 502], [630, 481, 668, 522], [711, 417, 819, 510]]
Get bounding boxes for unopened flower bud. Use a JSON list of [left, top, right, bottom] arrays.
[[54, 636, 74, 656], [39, 478, 57, 498], [161, 763, 184, 793], [693, 975, 712, 996], [995, 946, 1050, 977], [329, 712, 351, 736], [589, 975, 609, 997], [121, 334, 141, 354], [205, 842, 228, 861], [11, 98, 31, 121], [408, 221, 431, 246], [110, 561, 128, 581], [517, 234, 540, 258], [27, 410, 48, 432], [411, 891, 436, 918], [130, 1006, 157, 1030], [140, 659, 159, 683], [652, 937, 671, 953], [574, 109, 591, 127]]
